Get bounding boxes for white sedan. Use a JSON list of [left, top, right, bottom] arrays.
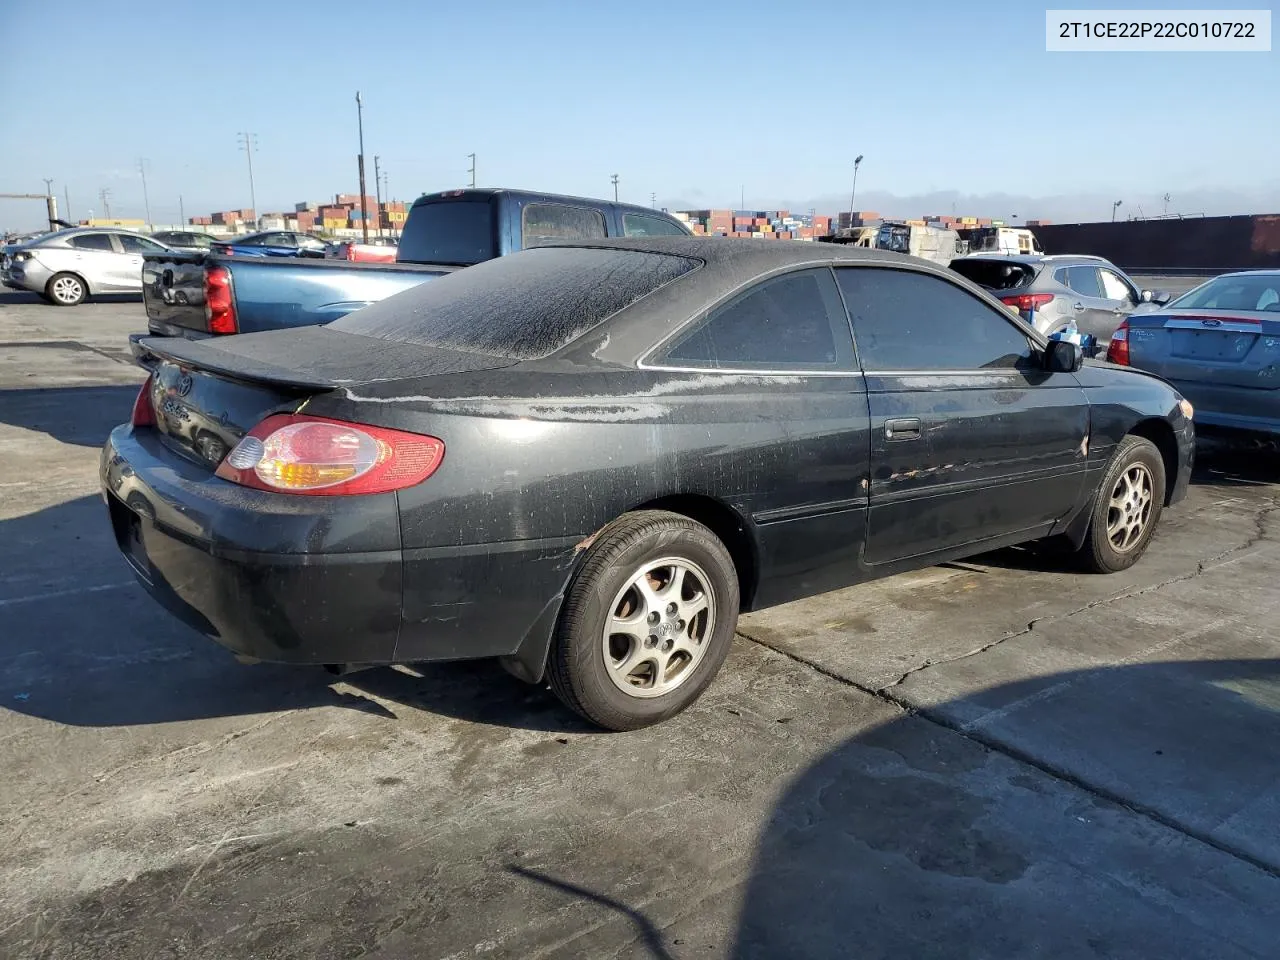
[[1, 227, 172, 305]]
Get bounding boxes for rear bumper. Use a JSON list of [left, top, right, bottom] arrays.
[[1170, 380, 1280, 439], [101, 424, 404, 664], [100, 424, 577, 669]]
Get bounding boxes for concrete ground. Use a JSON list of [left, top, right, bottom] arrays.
[[2, 291, 1278, 959]]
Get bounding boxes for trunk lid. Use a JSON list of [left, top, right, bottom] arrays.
[[134, 326, 516, 472], [1127, 310, 1280, 390]]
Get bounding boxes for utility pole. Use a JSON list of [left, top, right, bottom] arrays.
[[373, 155, 383, 239], [740, 184, 744, 209], [1163, 193, 1171, 216], [238, 132, 258, 221], [137, 158, 152, 231], [99, 187, 113, 219], [611, 174, 619, 202], [179, 194, 185, 225], [467, 153, 476, 188], [848, 154, 864, 229], [64, 185, 72, 223], [650, 192, 656, 208], [355, 91, 369, 243], [42, 178, 55, 226]]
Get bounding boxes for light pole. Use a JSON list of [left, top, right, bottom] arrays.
[[848, 154, 864, 229], [356, 92, 369, 242], [138, 158, 152, 231], [1111, 199, 1123, 222], [373, 155, 384, 239], [238, 132, 258, 222], [611, 174, 619, 202], [467, 153, 476, 188]]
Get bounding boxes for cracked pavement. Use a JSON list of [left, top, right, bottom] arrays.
[[3, 292, 1280, 959]]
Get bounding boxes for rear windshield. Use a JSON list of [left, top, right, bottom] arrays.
[[949, 258, 1037, 291], [397, 199, 496, 266], [1167, 275, 1280, 312], [329, 247, 699, 360]]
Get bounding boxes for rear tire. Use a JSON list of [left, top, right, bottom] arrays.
[[46, 272, 86, 306], [1076, 435, 1166, 573], [548, 510, 739, 731]]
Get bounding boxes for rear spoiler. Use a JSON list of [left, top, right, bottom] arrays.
[[128, 334, 338, 391]]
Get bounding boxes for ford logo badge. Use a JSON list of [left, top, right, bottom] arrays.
[[1201, 318, 1223, 327]]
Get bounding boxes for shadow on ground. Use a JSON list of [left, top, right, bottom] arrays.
[[0, 290, 141, 307], [5, 659, 1277, 959], [0, 384, 138, 446]]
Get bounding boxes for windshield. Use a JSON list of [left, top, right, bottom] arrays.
[[330, 246, 698, 359], [1166, 274, 1280, 312], [396, 199, 496, 266]]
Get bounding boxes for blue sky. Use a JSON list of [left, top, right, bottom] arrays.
[[2, 0, 1276, 229]]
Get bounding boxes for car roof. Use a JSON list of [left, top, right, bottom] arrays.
[[548, 235, 929, 269], [412, 187, 684, 220], [957, 253, 1111, 266]]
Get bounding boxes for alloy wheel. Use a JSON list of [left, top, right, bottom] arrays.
[[51, 276, 84, 304], [601, 557, 716, 698], [1106, 463, 1154, 552]]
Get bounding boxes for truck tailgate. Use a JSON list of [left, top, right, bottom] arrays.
[[142, 253, 210, 336]]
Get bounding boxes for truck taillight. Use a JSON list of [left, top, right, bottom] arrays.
[[1106, 320, 1130, 365], [203, 265, 238, 334], [215, 414, 444, 495], [131, 374, 156, 427]]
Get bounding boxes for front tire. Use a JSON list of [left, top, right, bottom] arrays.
[[548, 510, 740, 731], [46, 272, 87, 306], [1076, 435, 1166, 573]]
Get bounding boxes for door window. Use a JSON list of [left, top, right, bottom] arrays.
[[1065, 265, 1104, 298], [622, 213, 688, 237], [835, 267, 1033, 371], [522, 203, 607, 248], [658, 268, 854, 370], [69, 233, 114, 251], [1099, 268, 1136, 302], [264, 232, 295, 246], [118, 235, 167, 254]]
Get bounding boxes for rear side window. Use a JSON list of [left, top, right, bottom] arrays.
[[330, 247, 697, 360], [623, 213, 688, 237], [658, 269, 854, 371], [837, 267, 1033, 371], [1100, 268, 1135, 301], [522, 203, 607, 248], [69, 234, 114, 251], [948, 258, 1036, 291], [118, 235, 166, 254]]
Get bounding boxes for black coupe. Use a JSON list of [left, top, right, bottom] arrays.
[[103, 237, 1195, 730]]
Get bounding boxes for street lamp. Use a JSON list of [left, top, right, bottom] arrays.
[[848, 154, 864, 229], [611, 174, 619, 202], [356, 91, 369, 242], [1111, 199, 1123, 222]]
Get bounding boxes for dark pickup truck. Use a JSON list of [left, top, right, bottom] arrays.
[[141, 188, 691, 339]]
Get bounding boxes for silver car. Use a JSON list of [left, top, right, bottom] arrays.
[[1, 227, 172, 305], [1108, 270, 1280, 443], [949, 254, 1171, 344]]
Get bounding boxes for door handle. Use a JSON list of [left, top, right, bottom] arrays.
[[884, 418, 921, 441], [1073, 302, 1086, 311]]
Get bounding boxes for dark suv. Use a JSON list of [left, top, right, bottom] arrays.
[[949, 254, 1171, 344]]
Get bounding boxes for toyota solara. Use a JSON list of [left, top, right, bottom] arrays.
[[102, 237, 1195, 730]]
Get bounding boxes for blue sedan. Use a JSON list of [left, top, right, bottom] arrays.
[[211, 231, 329, 258]]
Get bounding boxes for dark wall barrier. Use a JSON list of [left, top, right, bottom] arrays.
[[1034, 214, 1280, 272]]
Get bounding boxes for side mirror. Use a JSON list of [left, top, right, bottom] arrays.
[[1044, 338, 1084, 373], [1141, 289, 1171, 305]]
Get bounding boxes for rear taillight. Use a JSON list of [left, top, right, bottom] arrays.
[[1001, 293, 1055, 312], [345, 245, 356, 261], [214, 414, 444, 495], [1106, 320, 1130, 365], [203, 265, 238, 334], [131, 374, 156, 427]]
